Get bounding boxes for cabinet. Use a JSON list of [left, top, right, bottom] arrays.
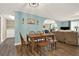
[[55, 31, 65, 42], [55, 31, 79, 45]]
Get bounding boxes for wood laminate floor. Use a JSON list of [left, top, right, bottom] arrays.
[[0, 38, 79, 56], [16, 42, 79, 56], [0, 38, 16, 56]]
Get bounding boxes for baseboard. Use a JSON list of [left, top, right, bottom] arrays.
[[6, 37, 15, 39], [14, 42, 21, 46]]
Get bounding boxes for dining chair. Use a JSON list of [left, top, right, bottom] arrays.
[[36, 38, 49, 55], [19, 33, 27, 55], [28, 31, 37, 42], [36, 31, 44, 42], [36, 31, 42, 34], [20, 33, 27, 46], [29, 31, 36, 35], [36, 33, 49, 50], [47, 36, 57, 50], [28, 31, 38, 52]]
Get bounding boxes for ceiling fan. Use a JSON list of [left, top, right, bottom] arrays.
[[21, 3, 39, 8], [29, 3, 39, 7], [19, 3, 39, 11]]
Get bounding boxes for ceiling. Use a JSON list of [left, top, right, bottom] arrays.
[[0, 3, 79, 21]]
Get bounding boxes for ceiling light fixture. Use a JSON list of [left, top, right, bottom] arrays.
[[29, 3, 39, 7]]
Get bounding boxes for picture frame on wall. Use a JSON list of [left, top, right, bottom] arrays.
[[27, 18, 38, 24]]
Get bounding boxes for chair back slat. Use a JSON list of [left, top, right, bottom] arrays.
[[20, 33, 26, 45]]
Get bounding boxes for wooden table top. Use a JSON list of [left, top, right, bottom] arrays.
[[27, 33, 55, 38]]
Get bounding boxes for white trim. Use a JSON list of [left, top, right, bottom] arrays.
[[14, 42, 21, 46], [1, 16, 7, 43]]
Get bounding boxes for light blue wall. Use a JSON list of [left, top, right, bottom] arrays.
[[15, 11, 46, 44]]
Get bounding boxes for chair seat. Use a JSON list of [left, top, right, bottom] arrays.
[[37, 41, 48, 47], [54, 39, 57, 42]]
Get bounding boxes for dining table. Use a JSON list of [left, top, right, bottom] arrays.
[[27, 33, 57, 51]]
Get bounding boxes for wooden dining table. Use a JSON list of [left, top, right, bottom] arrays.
[[27, 33, 56, 50]]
